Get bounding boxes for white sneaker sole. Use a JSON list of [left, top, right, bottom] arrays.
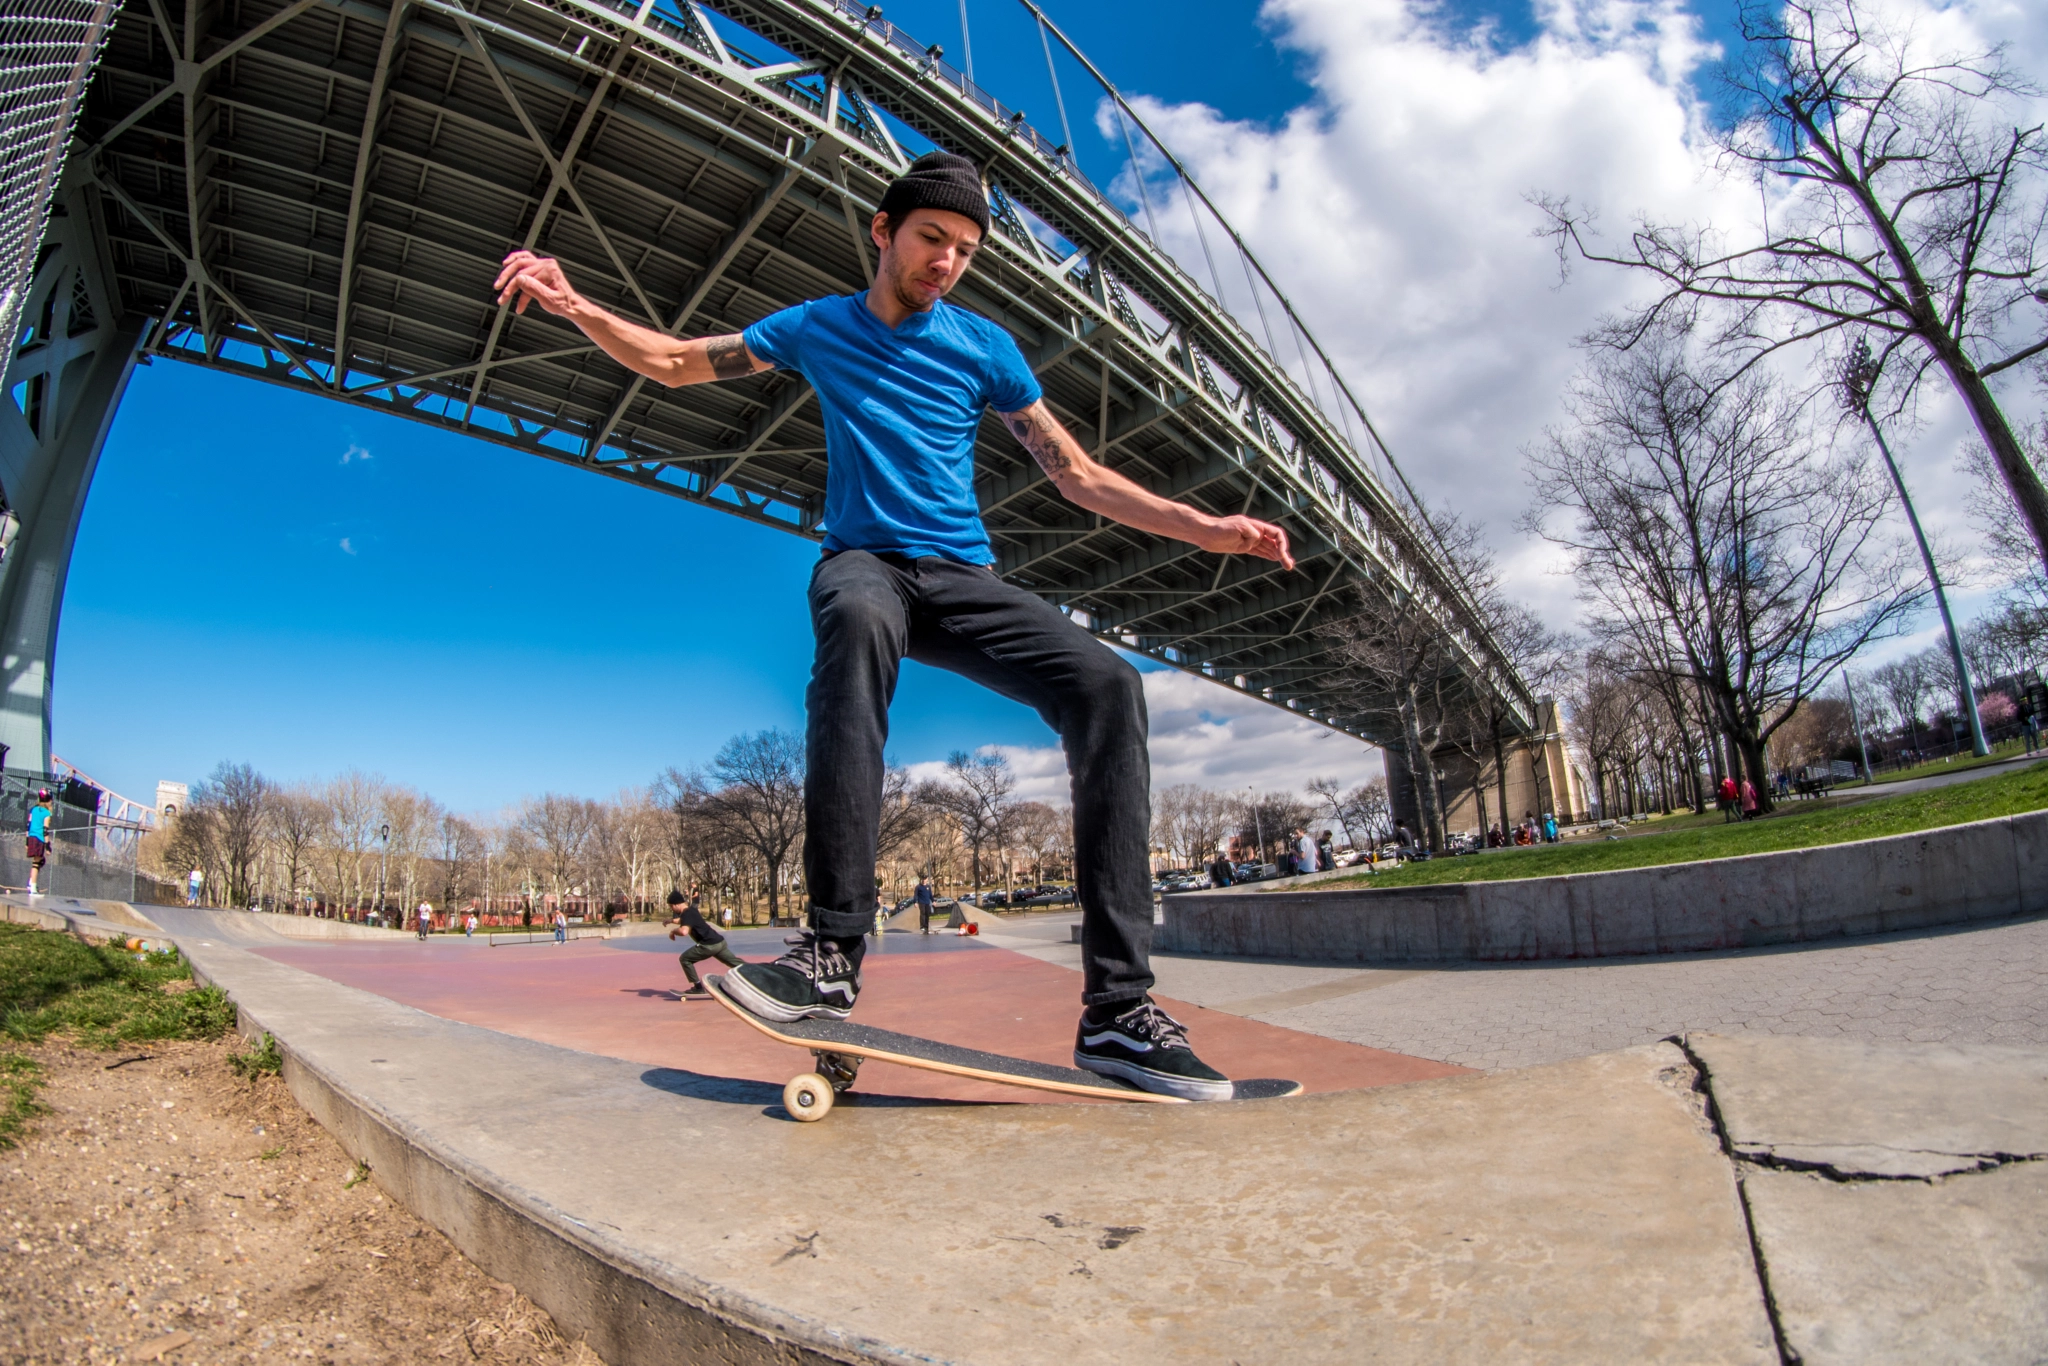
[[716, 971, 855, 1024], [1073, 1051, 1234, 1102]]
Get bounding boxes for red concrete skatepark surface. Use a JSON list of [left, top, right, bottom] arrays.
[[255, 936, 1465, 1104]]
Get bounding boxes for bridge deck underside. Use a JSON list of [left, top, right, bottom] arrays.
[[72, 0, 1533, 745]]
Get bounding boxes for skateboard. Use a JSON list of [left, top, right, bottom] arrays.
[[704, 976, 1303, 1121]]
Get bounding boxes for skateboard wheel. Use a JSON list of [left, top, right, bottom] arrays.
[[784, 1073, 834, 1122]]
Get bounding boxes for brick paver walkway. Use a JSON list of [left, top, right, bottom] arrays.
[[1253, 916, 2048, 1070]]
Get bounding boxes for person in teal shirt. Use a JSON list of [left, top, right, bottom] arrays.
[[25, 788, 51, 896]]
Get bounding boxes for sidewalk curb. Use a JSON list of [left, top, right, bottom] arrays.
[[172, 940, 927, 1365]]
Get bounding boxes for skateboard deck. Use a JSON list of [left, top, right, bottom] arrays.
[[704, 975, 1302, 1120]]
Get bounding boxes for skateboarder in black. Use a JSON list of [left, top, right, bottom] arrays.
[[668, 886, 743, 998], [495, 152, 1293, 1101], [914, 874, 935, 935]]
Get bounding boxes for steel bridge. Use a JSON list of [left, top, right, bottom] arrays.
[[1, 0, 1539, 776]]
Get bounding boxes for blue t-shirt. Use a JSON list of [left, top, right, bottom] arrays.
[[27, 805, 48, 840], [743, 293, 1041, 564]]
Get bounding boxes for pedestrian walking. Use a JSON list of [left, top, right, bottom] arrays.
[[1740, 779, 1759, 820], [1542, 812, 1558, 844], [1294, 827, 1318, 875], [669, 886, 745, 999], [1316, 830, 1336, 872], [1208, 849, 1235, 888], [1718, 776, 1739, 823], [24, 788, 51, 897], [552, 909, 568, 944], [464, 911, 478, 939], [915, 874, 935, 934], [2025, 704, 2041, 755]]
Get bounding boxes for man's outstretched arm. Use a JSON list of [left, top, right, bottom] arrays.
[[492, 250, 771, 387], [999, 401, 1295, 569]]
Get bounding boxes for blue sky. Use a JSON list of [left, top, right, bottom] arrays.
[[64, 0, 1962, 816]]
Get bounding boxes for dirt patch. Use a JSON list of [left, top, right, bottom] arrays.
[[0, 1035, 605, 1365]]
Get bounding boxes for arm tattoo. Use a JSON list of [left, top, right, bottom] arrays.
[[705, 335, 757, 380], [1002, 406, 1075, 480]]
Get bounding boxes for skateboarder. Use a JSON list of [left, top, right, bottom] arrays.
[[669, 886, 744, 998], [914, 874, 935, 935], [494, 151, 1293, 1101]]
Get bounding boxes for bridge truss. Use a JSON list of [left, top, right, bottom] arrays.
[[49, 0, 1536, 747]]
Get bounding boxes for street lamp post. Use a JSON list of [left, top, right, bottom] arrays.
[[378, 822, 390, 921], [1246, 786, 1265, 864], [1844, 341, 1989, 758], [1843, 669, 1875, 785]]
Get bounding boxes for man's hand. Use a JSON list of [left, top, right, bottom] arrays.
[[1000, 400, 1297, 571], [491, 251, 770, 387], [494, 250, 581, 318], [1193, 514, 1294, 570]]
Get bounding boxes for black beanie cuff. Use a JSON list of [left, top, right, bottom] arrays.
[[877, 152, 990, 237]]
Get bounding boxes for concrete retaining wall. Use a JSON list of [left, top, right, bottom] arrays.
[[1160, 809, 2048, 964]]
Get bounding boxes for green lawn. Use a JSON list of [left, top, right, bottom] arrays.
[[1323, 761, 2048, 892], [1864, 741, 2040, 786], [0, 923, 235, 1149]]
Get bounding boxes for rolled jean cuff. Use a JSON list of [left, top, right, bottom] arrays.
[[810, 904, 872, 941], [1080, 988, 1148, 1009]]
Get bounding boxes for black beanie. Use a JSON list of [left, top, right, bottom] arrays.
[[877, 151, 989, 238], [666, 889, 685, 906]]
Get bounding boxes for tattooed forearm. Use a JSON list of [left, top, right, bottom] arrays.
[[1002, 405, 1075, 480], [705, 335, 757, 380]]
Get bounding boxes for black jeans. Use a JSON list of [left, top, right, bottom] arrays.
[[804, 550, 1154, 1005]]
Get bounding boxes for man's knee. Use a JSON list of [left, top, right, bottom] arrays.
[[1077, 652, 1147, 729]]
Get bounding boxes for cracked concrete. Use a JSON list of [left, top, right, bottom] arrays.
[[1690, 1033, 2048, 1179], [1685, 1033, 2048, 1365]]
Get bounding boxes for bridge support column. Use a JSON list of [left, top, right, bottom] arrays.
[[0, 177, 140, 773]]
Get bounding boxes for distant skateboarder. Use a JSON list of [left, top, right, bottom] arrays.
[[914, 875, 935, 935], [494, 151, 1293, 1100], [668, 886, 744, 999], [24, 789, 50, 896]]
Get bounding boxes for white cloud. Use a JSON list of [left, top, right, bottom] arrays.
[[341, 443, 371, 464], [1111, 0, 2047, 635], [903, 664, 1383, 805], [339, 536, 355, 555]]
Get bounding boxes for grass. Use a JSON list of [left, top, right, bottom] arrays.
[[0, 923, 234, 1048], [0, 1052, 43, 1150], [0, 923, 237, 1149], [229, 1031, 283, 1077], [1325, 760, 2048, 892], [1864, 740, 2040, 786]]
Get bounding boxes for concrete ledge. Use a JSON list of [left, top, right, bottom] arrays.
[[1161, 809, 2048, 964], [0, 895, 164, 945], [148, 907, 1780, 1365]]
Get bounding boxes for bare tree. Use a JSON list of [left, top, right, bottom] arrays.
[[268, 784, 326, 912], [435, 812, 486, 911], [192, 762, 270, 907], [1340, 779, 1393, 847], [1539, 0, 2048, 568], [1322, 574, 1469, 850], [1527, 320, 1922, 808], [873, 764, 928, 866], [919, 750, 1020, 897], [705, 729, 806, 923]]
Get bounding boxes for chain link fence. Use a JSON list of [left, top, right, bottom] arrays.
[[0, 769, 137, 900], [0, 0, 116, 354]]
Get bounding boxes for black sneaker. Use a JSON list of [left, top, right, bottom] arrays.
[[718, 932, 862, 1022], [1074, 998, 1233, 1102]]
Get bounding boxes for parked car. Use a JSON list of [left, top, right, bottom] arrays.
[[1019, 885, 1075, 907]]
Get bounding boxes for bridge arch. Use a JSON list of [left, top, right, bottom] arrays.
[[2, 0, 1541, 784]]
